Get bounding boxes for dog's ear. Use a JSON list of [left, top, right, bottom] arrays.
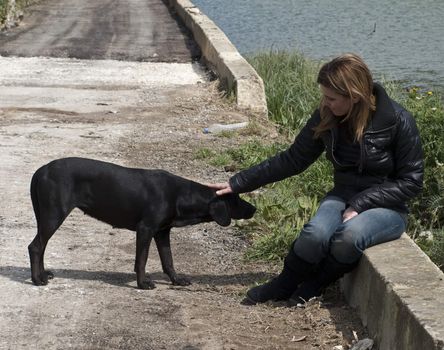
[[209, 198, 231, 227]]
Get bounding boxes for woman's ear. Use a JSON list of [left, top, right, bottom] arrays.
[[209, 198, 231, 227], [351, 95, 360, 104]]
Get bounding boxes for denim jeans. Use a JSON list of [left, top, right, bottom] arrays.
[[293, 196, 407, 265]]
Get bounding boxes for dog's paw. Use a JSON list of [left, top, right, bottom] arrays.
[[44, 270, 54, 280], [172, 276, 191, 286], [137, 279, 156, 290], [38, 270, 54, 285], [32, 277, 48, 286]]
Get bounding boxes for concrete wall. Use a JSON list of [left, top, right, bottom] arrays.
[[341, 234, 444, 350], [164, 0, 268, 117]]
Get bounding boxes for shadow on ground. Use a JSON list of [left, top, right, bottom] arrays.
[[0, 265, 271, 289]]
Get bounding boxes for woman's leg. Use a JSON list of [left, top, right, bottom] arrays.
[[293, 196, 346, 264], [329, 207, 407, 264], [244, 196, 346, 304], [290, 208, 407, 305]]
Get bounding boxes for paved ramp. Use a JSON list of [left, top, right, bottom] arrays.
[[0, 0, 200, 62], [0, 56, 206, 113]]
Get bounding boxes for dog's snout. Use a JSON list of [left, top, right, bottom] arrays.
[[231, 196, 256, 220], [243, 201, 256, 219]]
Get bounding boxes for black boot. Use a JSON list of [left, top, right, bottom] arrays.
[[243, 247, 315, 305], [288, 255, 357, 306]]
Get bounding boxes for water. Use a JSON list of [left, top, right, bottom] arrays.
[[192, 0, 444, 92]]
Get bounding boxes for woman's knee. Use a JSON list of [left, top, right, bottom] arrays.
[[293, 222, 332, 263], [300, 221, 334, 246], [292, 197, 345, 264], [330, 228, 363, 264]]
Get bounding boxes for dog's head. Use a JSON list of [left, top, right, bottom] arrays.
[[209, 193, 256, 227]]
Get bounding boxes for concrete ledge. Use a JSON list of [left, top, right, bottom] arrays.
[[165, 0, 268, 117], [341, 233, 444, 350]]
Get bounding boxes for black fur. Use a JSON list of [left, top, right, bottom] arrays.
[[28, 157, 256, 289]]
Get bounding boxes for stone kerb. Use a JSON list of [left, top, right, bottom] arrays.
[[341, 233, 444, 350], [165, 0, 268, 117]]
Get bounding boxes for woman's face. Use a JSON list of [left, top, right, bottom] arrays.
[[320, 85, 354, 117]]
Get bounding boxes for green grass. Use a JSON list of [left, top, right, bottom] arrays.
[[0, 0, 39, 26], [247, 50, 321, 136], [0, 0, 8, 25], [198, 50, 444, 270]]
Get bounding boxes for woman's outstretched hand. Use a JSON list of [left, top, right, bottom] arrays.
[[206, 182, 233, 196]]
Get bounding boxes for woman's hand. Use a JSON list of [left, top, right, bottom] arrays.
[[206, 182, 233, 196], [342, 207, 358, 222]]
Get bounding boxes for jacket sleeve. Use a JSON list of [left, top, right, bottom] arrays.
[[229, 112, 325, 193], [349, 110, 424, 212]]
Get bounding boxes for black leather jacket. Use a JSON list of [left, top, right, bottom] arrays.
[[229, 83, 424, 213]]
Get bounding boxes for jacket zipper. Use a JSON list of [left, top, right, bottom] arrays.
[[359, 137, 365, 173], [330, 128, 356, 169], [330, 129, 341, 166]]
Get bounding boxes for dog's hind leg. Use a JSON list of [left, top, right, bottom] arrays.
[[28, 210, 68, 285], [154, 230, 191, 286], [134, 222, 156, 290], [29, 175, 72, 286]]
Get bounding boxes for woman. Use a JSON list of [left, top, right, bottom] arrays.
[[210, 53, 424, 305]]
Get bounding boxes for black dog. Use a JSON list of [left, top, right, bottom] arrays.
[[28, 157, 255, 289]]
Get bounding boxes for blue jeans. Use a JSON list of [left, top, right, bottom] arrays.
[[293, 196, 407, 265]]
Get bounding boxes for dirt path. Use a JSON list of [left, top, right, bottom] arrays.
[[0, 1, 366, 349]]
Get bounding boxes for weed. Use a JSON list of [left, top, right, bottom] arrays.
[[0, 0, 8, 25]]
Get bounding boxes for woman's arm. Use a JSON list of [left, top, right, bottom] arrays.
[[228, 112, 325, 193]]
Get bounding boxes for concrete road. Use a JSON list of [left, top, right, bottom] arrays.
[[0, 0, 200, 62]]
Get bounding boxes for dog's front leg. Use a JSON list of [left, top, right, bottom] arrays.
[[135, 222, 155, 290], [154, 230, 191, 286]]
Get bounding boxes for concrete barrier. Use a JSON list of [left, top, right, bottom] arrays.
[[164, 0, 268, 117], [341, 233, 444, 350]]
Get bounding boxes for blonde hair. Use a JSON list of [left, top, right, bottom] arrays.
[[313, 53, 376, 141]]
